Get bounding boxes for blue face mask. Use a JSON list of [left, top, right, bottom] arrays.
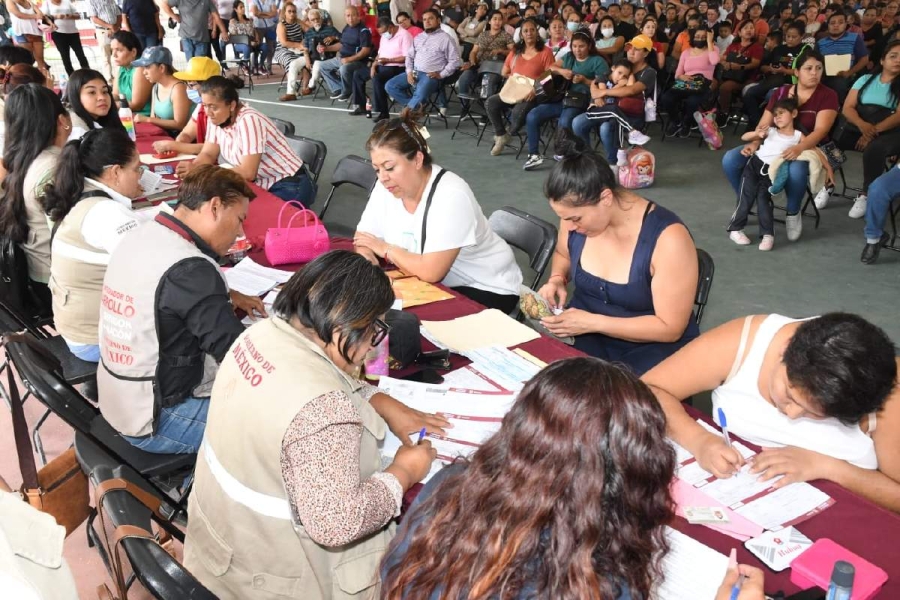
[[566, 21, 579, 31], [187, 88, 201, 103]]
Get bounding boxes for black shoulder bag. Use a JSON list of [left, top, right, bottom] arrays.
[[419, 168, 449, 254]]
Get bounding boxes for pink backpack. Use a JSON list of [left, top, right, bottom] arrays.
[[694, 109, 724, 150], [617, 148, 656, 189]]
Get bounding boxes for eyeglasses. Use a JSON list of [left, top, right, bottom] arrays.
[[371, 318, 390, 347]]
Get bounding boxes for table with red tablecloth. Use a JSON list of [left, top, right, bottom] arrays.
[[135, 128, 900, 598]]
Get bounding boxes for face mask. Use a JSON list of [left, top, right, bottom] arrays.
[[691, 38, 707, 48], [567, 21, 579, 31], [382, 31, 392, 40], [600, 27, 614, 37], [187, 88, 201, 103]]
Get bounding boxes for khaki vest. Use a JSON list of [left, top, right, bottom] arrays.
[[184, 317, 393, 600], [97, 218, 223, 437], [49, 193, 111, 345]]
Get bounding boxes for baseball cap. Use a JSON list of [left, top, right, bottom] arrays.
[[174, 57, 222, 82], [625, 34, 654, 51], [132, 46, 173, 67]]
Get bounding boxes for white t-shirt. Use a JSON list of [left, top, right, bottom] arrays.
[[756, 127, 802, 165], [357, 166, 523, 296], [43, 0, 79, 34]]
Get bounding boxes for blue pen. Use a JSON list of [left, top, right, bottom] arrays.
[[717, 408, 734, 450], [416, 427, 427, 444], [729, 574, 745, 600]]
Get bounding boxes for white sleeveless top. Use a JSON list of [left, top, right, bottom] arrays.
[[711, 314, 878, 470]]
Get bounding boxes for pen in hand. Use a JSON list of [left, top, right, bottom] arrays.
[[729, 574, 746, 600], [416, 427, 427, 444], [717, 408, 733, 450]]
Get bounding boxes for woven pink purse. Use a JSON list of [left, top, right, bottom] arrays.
[[264, 201, 330, 266]]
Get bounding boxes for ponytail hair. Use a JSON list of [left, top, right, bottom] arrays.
[[42, 128, 138, 224], [0, 63, 45, 95]]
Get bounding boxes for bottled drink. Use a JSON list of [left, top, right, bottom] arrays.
[[365, 98, 372, 118], [118, 94, 136, 141]]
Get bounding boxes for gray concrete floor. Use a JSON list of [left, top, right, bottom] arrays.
[[244, 81, 900, 345]]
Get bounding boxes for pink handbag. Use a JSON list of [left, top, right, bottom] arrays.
[[264, 201, 331, 266]]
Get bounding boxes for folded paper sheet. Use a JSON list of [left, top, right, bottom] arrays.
[[421, 309, 540, 352]]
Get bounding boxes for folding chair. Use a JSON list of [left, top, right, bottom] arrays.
[[219, 34, 254, 93], [452, 60, 503, 141], [488, 206, 558, 290], [694, 248, 715, 326], [319, 155, 377, 221], [270, 117, 296, 136], [421, 71, 461, 130], [285, 134, 327, 183]]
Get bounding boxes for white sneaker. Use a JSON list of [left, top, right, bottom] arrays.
[[785, 213, 802, 241], [523, 154, 544, 170], [628, 129, 651, 146], [758, 234, 774, 251], [848, 195, 868, 219], [491, 134, 510, 156], [729, 230, 752, 245], [813, 186, 831, 209], [438, 107, 448, 117]]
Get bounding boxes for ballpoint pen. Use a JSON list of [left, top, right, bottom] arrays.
[[416, 427, 427, 444], [729, 574, 746, 600], [718, 407, 734, 450]]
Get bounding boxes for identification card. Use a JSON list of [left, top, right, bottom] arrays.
[[684, 506, 731, 524]]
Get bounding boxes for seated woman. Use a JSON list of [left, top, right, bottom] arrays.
[[722, 49, 838, 242], [523, 31, 608, 170], [354, 112, 523, 313], [0, 84, 71, 310], [641, 15, 668, 70], [538, 131, 699, 375], [229, 0, 267, 75], [184, 250, 446, 598], [717, 20, 764, 117], [0, 63, 46, 164], [594, 15, 625, 60], [177, 75, 315, 205], [457, 1, 489, 51], [659, 25, 718, 137], [150, 57, 220, 156], [840, 40, 900, 220], [44, 129, 146, 362], [110, 31, 151, 116], [487, 19, 555, 156], [272, 2, 305, 85], [382, 357, 768, 600], [742, 22, 804, 127], [456, 10, 514, 98], [66, 69, 126, 141], [131, 46, 190, 137], [546, 16, 570, 59], [642, 313, 900, 513]]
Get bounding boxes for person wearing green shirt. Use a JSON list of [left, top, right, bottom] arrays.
[[110, 30, 151, 116]]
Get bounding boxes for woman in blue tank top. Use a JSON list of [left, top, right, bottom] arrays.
[[539, 130, 700, 375]]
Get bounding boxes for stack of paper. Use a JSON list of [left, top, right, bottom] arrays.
[[241, 290, 280, 325], [653, 527, 729, 600], [421, 309, 540, 353], [224, 257, 293, 296], [140, 152, 197, 165]]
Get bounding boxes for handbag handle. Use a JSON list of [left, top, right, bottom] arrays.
[[283, 208, 325, 243], [275, 200, 309, 228], [3, 333, 44, 494]]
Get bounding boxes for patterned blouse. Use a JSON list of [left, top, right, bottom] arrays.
[[229, 18, 256, 37], [279, 385, 402, 547], [475, 29, 513, 60]]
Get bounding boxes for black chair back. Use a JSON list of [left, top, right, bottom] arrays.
[[488, 207, 558, 290], [695, 248, 715, 326], [286, 134, 327, 182], [319, 155, 377, 220], [0, 237, 52, 331], [270, 116, 296, 137]]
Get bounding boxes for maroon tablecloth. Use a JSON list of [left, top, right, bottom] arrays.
[[136, 130, 900, 598]]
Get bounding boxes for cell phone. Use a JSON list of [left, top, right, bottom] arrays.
[[403, 369, 445, 384]]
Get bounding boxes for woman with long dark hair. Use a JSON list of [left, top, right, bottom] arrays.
[[67, 68, 125, 139], [0, 84, 71, 305], [381, 357, 678, 599], [43, 128, 145, 362], [0, 63, 46, 155]]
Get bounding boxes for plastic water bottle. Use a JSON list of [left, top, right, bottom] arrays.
[[364, 334, 389, 381], [365, 98, 372, 118], [118, 94, 136, 141], [58, 72, 68, 96]]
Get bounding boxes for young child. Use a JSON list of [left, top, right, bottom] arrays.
[[715, 20, 734, 53], [584, 59, 652, 148], [727, 97, 803, 251]]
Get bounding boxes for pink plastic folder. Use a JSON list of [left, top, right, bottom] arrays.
[[671, 478, 764, 541]]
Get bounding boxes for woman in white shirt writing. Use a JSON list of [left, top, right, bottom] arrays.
[[354, 111, 523, 313]]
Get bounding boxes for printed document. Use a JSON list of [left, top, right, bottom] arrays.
[[653, 527, 729, 600]]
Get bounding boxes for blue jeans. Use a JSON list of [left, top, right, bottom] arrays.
[[572, 111, 642, 164], [66, 341, 100, 362], [135, 34, 160, 50], [122, 396, 209, 454], [525, 102, 581, 155], [864, 167, 900, 241], [256, 26, 276, 67], [385, 71, 442, 110], [181, 39, 210, 60], [722, 145, 809, 214], [233, 43, 265, 70], [319, 57, 367, 97], [269, 169, 317, 207]]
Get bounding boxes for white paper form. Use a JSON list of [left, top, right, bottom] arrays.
[[653, 527, 729, 600], [225, 268, 278, 296], [734, 484, 833, 531], [462, 346, 542, 392], [240, 290, 280, 326], [440, 366, 505, 392], [231, 257, 293, 283]]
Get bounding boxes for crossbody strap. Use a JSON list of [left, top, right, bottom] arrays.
[[419, 168, 448, 254]]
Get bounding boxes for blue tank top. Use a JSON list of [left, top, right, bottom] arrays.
[[567, 201, 699, 375]]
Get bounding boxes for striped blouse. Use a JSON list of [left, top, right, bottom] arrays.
[[205, 105, 304, 190], [274, 19, 305, 66]]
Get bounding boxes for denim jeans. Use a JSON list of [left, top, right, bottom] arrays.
[[135, 34, 160, 51], [181, 39, 210, 60], [385, 71, 442, 110], [572, 110, 642, 163], [122, 396, 209, 454], [525, 102, 581, 155], [256, 26, 277, 68], [319, 57, 367, 97], [233, 42, 265, 70], [66, 341, 100, 362], [722, 145, 809, 214], [269, 169, 317, 207], [864, 167, 900, 241]]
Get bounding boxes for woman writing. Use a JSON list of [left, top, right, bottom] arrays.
[[132, 46, 190, 136], [66, 69, 126, 140], [840, 40, 900, 221], [456, 10, 513, 98], [150, 57, 220, 157], [660, 25, 718, 137], [487, 19, 554, 156], [594, 15, 625, 59], [5, 0, 46, 70], [44, 129, 146, 362], [184, 250, 446, 597], [383, 357, 768, 599], [539, 131, 699, 375], [178, 76, 315, 205], [229, 0, 266, 75], [0, 84, 71, 309], [43, 0, 89, 74], [110, 31, 151, 116], [722, 49, 838, 242], [642, 313, 900, 513], [354, 112, 523, 313], [522, 30, 609, 170]]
